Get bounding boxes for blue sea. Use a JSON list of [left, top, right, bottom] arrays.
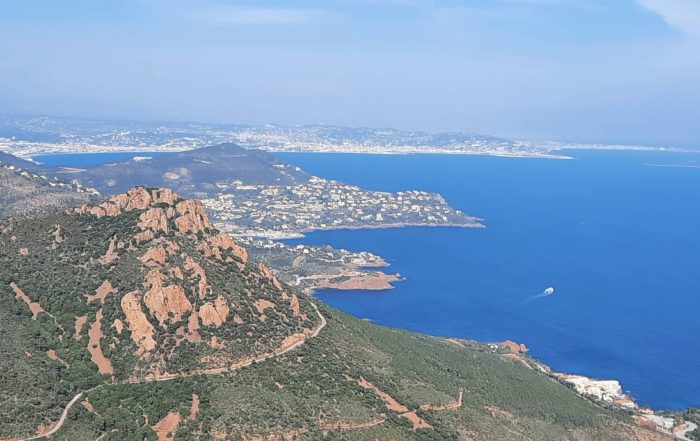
[[277, 151, 700, 410], [34, 150, 700, 410]]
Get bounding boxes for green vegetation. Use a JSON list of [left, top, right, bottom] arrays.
[[0, 164, 94, 218], [684, 408, 700, 440], [51, 304, 641, 440], [0, 188, 659, 440]]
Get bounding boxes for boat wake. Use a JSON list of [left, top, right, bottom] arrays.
[[525, 287, 555, 302]]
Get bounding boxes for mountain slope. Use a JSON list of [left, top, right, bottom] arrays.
[[0, 187, 320, 438], [0, 188, 668, 441], [0, 161, 95, 218], [49, 143, 309, 197]]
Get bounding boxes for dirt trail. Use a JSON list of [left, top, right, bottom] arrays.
[[17, 302, 327, 441], [19, 392, 85, 441], [419, 388, 463, 411]]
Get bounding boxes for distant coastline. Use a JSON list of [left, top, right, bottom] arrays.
[[3, 138, 695, 163]]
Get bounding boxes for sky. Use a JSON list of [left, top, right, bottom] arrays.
[[0, 0, 699, 147]]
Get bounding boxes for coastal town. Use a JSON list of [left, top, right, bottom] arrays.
[[203, 176, 483, 238], [0, 115, 568, 159]]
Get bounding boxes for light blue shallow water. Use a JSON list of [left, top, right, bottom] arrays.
[[33, 150, 700, 409], [278, 151, 700, 410]]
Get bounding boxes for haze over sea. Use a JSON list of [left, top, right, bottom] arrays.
[[35, 150, 700, 410]]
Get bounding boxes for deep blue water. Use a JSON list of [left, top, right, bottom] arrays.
[[33, 150, 700, 410], [277, 151, 700, 410], [34, 151, 164, 168]]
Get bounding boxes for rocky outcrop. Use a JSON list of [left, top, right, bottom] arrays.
[[98, 238, 119, 265], [121, 292, 157, 356], [184, 256, 210, 299], [209, 233, 248, 262], [140, 246, 168, 266], [253, 299, 276, 322], [199, 296, 230, 328], [289, 294, 307, 320], [77, 187, 180, 217], [259, 263, 283, 290], [143, 270, 193, 326], [139, 208, 169, 234], [174, 200, 210, 234], [500, 340, 528, 354]]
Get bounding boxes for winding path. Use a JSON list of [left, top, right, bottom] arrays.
[[18, 302, 327, 441], [20, 392, 84, 440]]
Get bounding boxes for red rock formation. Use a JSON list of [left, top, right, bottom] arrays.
[[174, 200, 210, 234], [289, 294, 307, 320], [259, 263, 283, 290], [121, 291, 157, 356], [254, 299, 276, 316], [140, 246, 167, 266], [210, 232, 248, 262], [98, 238, 119, 265], [184, 256, 210, 299], [139, 208, 169, 234], [500, 340, 528, 354], [143, 269, 192, 326], [199, 296, 230, 327]]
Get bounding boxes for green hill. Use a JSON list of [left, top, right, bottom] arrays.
[[0, 188, 668, 440], [47, 143, 310, 197]]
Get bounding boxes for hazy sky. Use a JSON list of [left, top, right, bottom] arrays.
[[1, 0, 699, 147]]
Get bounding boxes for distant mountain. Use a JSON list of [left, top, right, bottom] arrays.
[[0, 187, 669, 440], [50, 143, 310, 197]]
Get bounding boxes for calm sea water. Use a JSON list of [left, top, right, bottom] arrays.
[[34, 150, 700, 409], [277, 151, 700, 410]]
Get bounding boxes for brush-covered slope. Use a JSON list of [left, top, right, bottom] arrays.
[[0, 187, 320, 438], [0, 188, 666, 441], [39, 307, 666, 441], [0, 158, 94, 218], [53, 143, 310, 197]]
